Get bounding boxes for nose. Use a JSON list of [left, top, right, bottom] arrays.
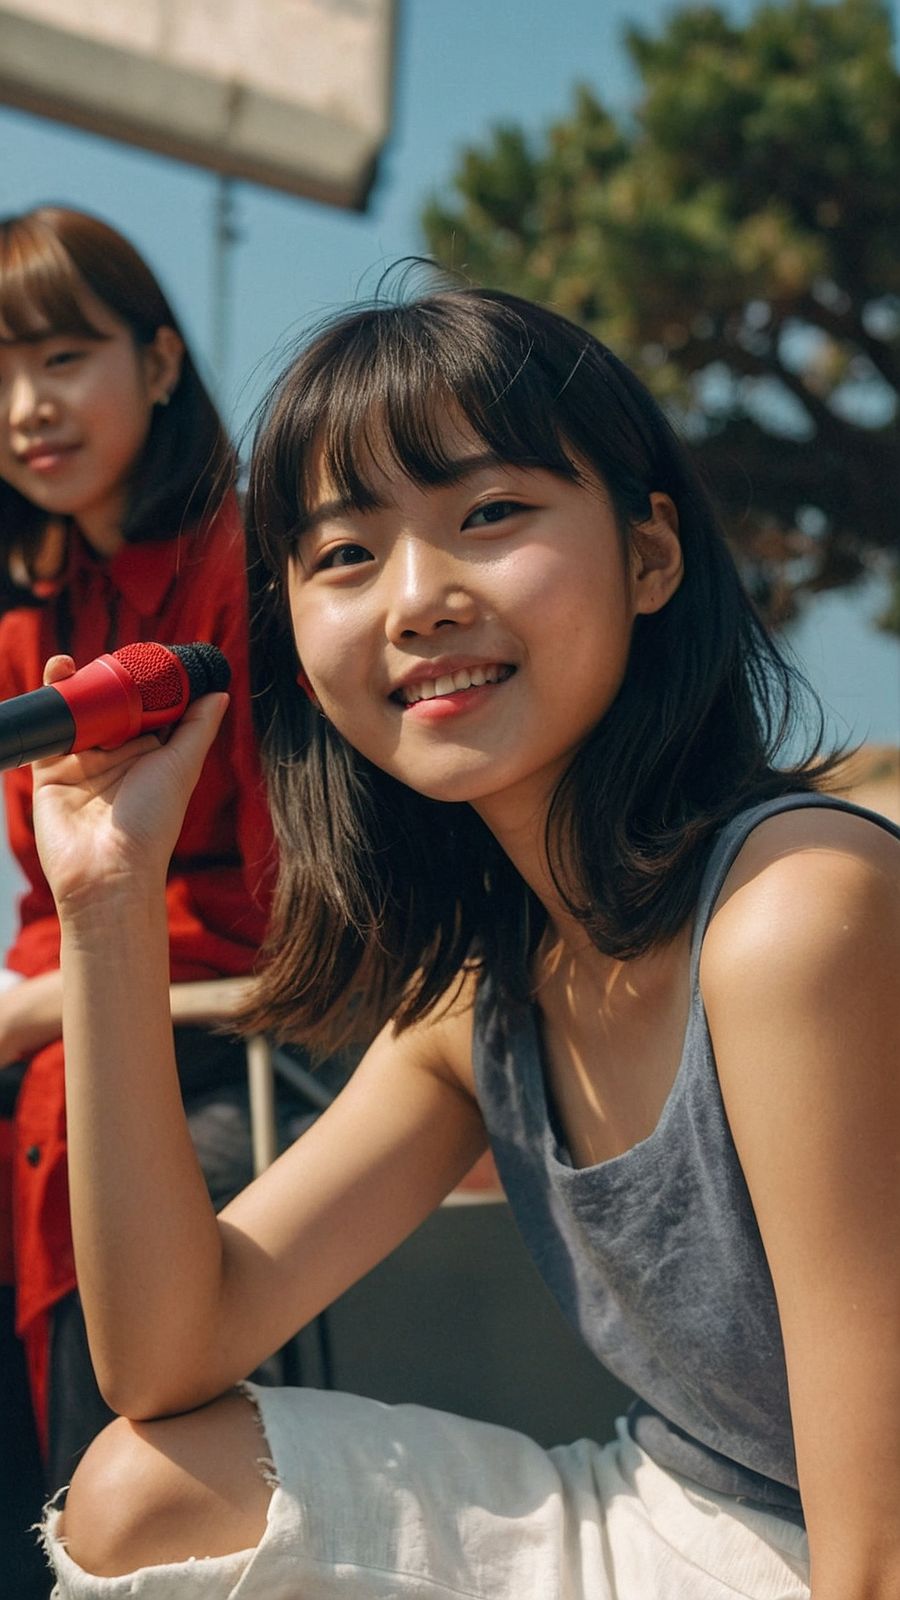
[[383, 535, 478, 642], [7, 370, 53, 432]]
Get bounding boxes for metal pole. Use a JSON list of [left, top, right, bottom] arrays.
[[246, 1034, 278, 1177], [211, 174, 238, 402]]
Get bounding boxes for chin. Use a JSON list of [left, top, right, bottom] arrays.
[[401, 777, 482, 805], [392, 763, 522, 808]]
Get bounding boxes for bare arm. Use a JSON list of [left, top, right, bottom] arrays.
[[34, 663, 485, 1419], [0, 969, 64, 1066], [65, 903, 483, 1418], [167, 976, 251, 1027], [0, 972, 249, 1067], [702, 808, 900, 1600]]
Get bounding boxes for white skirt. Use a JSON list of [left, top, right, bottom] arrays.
[[44, 1382, 810, 1599]]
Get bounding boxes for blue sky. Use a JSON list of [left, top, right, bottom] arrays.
[[0, 0, 896, 830]]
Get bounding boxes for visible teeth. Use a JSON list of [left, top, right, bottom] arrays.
[[399, 664, 510, 705]]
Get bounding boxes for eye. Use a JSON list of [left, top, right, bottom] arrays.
[[315, 542, 373, 571], [464, 499, 526, 529], [45, 348, 85, 370]]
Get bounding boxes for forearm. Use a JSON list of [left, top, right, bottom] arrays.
[[61, 887, 226, 1417], [168, 976, 251, 1027], [0, 967, 63, 1064]]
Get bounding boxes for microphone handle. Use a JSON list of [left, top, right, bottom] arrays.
[[0, 655, 149, 772], [0, 686, 77, 772]]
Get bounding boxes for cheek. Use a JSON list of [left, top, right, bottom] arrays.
[[288, 590, 358, 698], [294, 608, 383, 752], [503, 544, 629, 647], [527, 560, 634, 708], [97, 393, 151, 471], [85, 354, 153, 454]]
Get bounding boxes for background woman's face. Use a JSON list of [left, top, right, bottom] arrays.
[[0, 284, 170, 546]]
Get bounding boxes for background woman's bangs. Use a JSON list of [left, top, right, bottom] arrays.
[[0, 221, 107, 343]]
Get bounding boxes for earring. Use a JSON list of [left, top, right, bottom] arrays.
[[156, 391, 172, 408]]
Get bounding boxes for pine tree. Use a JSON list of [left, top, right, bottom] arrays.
[[423, 0, 900, 627]]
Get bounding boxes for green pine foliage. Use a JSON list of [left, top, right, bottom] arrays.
[[422, 0, 900, 629]]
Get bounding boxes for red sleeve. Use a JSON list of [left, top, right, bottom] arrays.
[[0, 608, 63, 975], [2, 506, 275, 982]]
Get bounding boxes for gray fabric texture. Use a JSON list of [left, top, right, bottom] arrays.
[[472, 795, 900, 1523]]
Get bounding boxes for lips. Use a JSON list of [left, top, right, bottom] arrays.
[[18, 442, 79, 469], [393, 663, 514, 707]]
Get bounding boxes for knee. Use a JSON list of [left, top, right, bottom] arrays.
[[58, 1391, 273, 1578], [58, 1414, 174, 1577]]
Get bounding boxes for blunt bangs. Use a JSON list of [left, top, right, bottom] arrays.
[[249, 288, 691, 589], [313, 299, 582, 505], [0, 207, 176, 350], [0, 214, 109, 343], [249, 293, 608, 579]]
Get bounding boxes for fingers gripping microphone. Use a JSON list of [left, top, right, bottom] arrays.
[[0, 642, 231, 772]]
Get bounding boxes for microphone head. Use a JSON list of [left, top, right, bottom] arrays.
[[110, 642, 231, 712], [170, 642, 232, 698], [112, 641, 185, 711]]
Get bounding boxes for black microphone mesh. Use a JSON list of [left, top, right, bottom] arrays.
[[169, 643, 231, 700]]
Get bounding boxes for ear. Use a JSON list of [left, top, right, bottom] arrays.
[[144, 325, 185, 407], [630, 493, 683, 616]]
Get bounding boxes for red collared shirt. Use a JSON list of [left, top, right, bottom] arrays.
[[0, 496, 273, 981], [0, 497, 274, 1347]]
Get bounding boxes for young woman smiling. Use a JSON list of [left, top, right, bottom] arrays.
[[28, 286, 900, 1600]]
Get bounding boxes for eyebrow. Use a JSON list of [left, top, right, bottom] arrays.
[[0, 328, 51, 347], [298, 451, 533, 537], [0, 326, 103, 348]]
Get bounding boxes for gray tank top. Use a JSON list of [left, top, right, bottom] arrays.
[[472, 795, 900, 1523]]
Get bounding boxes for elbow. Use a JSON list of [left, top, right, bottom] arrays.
[[94, 1358, 214, 1423], [95, 1371, 174, 1423], [86, 1298, 227, 1420]]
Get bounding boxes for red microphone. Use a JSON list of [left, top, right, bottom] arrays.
[[0, 642, 231, 771]]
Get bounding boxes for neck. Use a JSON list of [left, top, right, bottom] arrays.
[[75, 509, 125, 560], [473, 772, 684, 988], [473, 778, 585, 949]]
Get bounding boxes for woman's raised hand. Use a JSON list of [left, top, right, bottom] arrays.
[[32, 654, 229, 915]]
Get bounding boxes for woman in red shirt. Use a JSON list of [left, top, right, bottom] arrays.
[[0, 207, 273, 1518]]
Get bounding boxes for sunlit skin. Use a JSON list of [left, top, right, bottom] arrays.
[[0, 284, 181, 557], [288, 420, 683, 894]]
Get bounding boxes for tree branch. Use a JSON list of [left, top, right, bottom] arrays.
[[793, 293, 900, 394], [676, 334, 867, 449]]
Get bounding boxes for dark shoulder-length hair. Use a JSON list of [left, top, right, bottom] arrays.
[[0, 206, 233, 581], [241, 284, 839, 1052]]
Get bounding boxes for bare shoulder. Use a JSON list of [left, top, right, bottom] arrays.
[[697, 805, 900, 1561], [698, 802, 899, 1252], [700, 803, 900, 1002]]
